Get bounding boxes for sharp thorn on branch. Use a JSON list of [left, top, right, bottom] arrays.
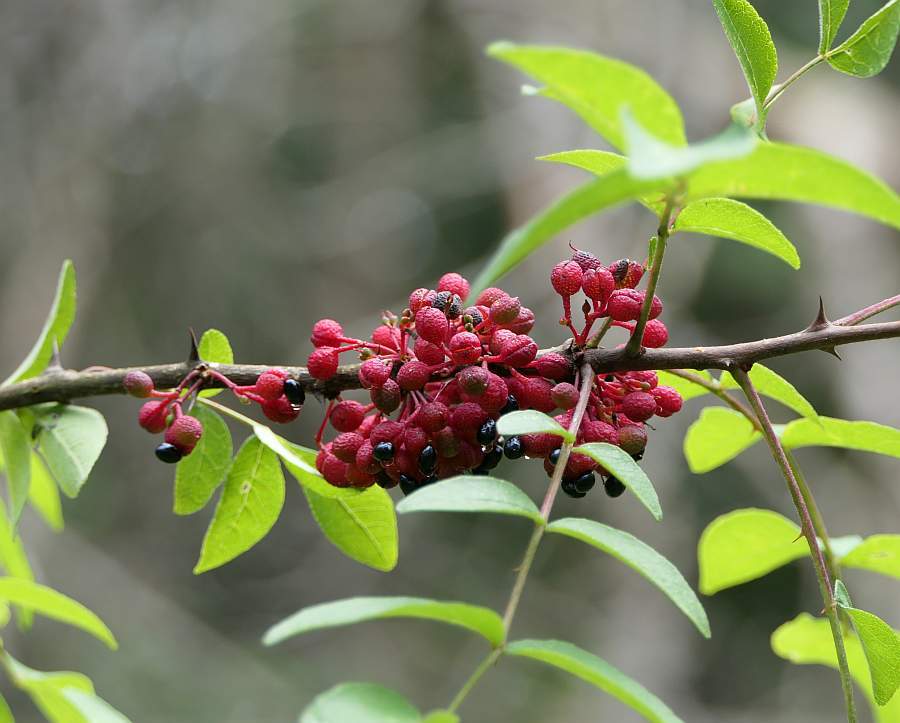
[[187, 328, 200, 363], [804, 296, 832, 332], [820, 345, 842, 360], [46, 339, 64, 373]]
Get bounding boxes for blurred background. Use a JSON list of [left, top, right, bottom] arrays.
[[0, 0, 898, 720]]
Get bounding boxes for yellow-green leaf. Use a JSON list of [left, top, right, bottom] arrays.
[[684, 407, 761, 473], [827, 0, 900, 78], [720, 364, 818, 422], [841, 535, 900, 581], [781, 417, 900, 458], [197, 329, 234, 398]]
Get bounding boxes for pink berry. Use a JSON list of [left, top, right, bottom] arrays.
[[138, 400, 169, 434], [308, 347, 339, 380], [609, 259, 644, 289], [358, 358, 392, 389], [489, 295, 521, 325], [621, 391, 657, 422], [476, 373, 509, 414], [653, 386, 683, 417], [332, 432, 365, 463], [450, 403, 489, 436], [618, 425, 648, 455], [371, 378, 402, 414], [641, 319, 669, 348], [506, 306, 536, 335], [523, 377, 555, 413], [408, 288, 434, 314], [123, 371, 154, 398], [581, 267, 616, 302], [457, 366, 490, 396], [372, 325, 400, 350], [414, 338, 446, 365], [550, 260, 583, 297], [311, 319, 344, 347], [321, 454, 350, 487], [330, 400, 366, 432], [262, 396, 301, 424], [415, 307, 449, 344], [165, 415, 204, 453], [581, 420, 618, 445], [417, 402, 449, 433], [499, 335, 538, 368], [448, 331, 482, 365], [551, 382, 580, 410], [370, 420, 404, 446], [397, 360, 431, 391], [437, 273, 470, 302], [255, 368, 289, 400], [475, 287, 507, 307], [527, 353, 573, 381], [607, 289, 645, 322]]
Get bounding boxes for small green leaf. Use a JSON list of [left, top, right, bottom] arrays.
[[672, 198, 799, 269], [173, 406, 232, 515], [573, 443, 662, 521], [0, 577, 116, 648], [505, 639, 684, 723], [254, 428, 347, 499], [2, 652, 95, 723], [3, 260, 77, 385], [29, 452, 64, 531], [263, 596, 505, 647], [34, 404, 108, 499], [698, 508, 807, 594], [396, 475, 542, 524], [487, 43, 686, 150], [781, 417, 900, 458], [548, 518, 709, 637], [720, 364, 818, 421], [300, 682, 420, 723], [194, 436, 285, 574], [0, 411, 31, 523], [0, 497, 35, 628], [713, 0, 778, 120], [496, 410, 573, 443], [834, 579, 853, 608], [655, 371, 712, 402], [827, 0, 900, 78], [60, 688, 132, 723], [841, 535, 900, 581], [422, 712, 459, 723], [0, 693, 11, 723], [839, 605, 900, 705], [197, 329, 234, 398], [830, 534, 865, 559], [684, 407, 761, 473], [730, 96, 758, 128], [819, 0, 850, 53]]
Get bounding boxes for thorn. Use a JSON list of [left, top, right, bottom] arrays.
[[187, 328, 200, 363], [46, 339, 63, 372], [819, 345, 842, 360], [804, 296, 832, 332], [792, 532, 804, 544]]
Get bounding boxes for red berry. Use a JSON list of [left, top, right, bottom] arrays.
[[523, 377, 555, 413], [641, 319, 669, 348], [607, 289, 644, 322], [506, 306, 536, 335], [500, 335, 538, 368], [308, 347, 339, 380], [551, 382, 579, 410], [330, 400, 366, 432], [165, 415, 204, 452], [564, 452, 597, 480], [346, 465, 375, 488], [415, 307, 449, 344], [414, 338, 446, 365], [123, 371, 154, 398], [527, 353, 573, 381], [476, 374, 509, 414], [649, 295, 663, 319], [432, 427, 461, 458], [397, 360, 431, 391], [475, 287, 507, 308], [489, 295, 521, 325], [437, 273, 470, 302], [311, 319, 344, 347], [448, 331, 482, 365], [457, 366, 489, 396], [262, 396, 301, 423], [621, 391, 657, 422], [372, 325, 400, 350], [370, 420, 404, 446], [653, 386, 683, 417], [371, 378, 402, 414], [417, 402, 449, 433], [408, 288, 434, 314], [450, 403, 489, 436], [609, 259, 645, 289], [332, 432, 365, 463], [581, 420, 618, 445], [358, 358, 392, 389], [401, 425, 429, 456], [521, 432, 558, 457], [138, 400, 169, 434], [321, 454, 350, 487], [489, 329, 516, 355], [255, 368, 289, 400], [581, 267, 616, 302], [618, 425, 648, 455], [551, 260, 583, 297], [356, 441, 380, 474]]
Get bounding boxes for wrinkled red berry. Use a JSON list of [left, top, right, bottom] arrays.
[[551, 260, 584, 297], [437, 272, 470, 301], [256, 368, 289, 400], [330, 400, 367, 432], [165, 415, 204, 453], [415, 307, 449, 344], [123, 371, 154, 398], [308, 347, 339, 380], [311, 319, 344, 347], [621, 391, 656, 422]]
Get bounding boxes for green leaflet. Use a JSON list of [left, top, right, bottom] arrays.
[[197, 328, 234, 398], [3, 260, 77, 386], [34, 404, 108, 499], [574, 443, 662, 520], [487, 42, 686, 150], [0, 497, 35, 628], [396, 475, 542, 524], [841, 535, 900, 581], [781, 417, 900, 458], [548, 518, 709, 637], [422, 712, 459, 723], [0, 412, 31, 524], [28, 452, 64, 531], [256, 428, 360, 499], [827, 0, 900, 78], [655, 371, 712, 402], [300, 682, 420, 723], [263, 596, 505, 648], [173, 406, 232, 515], [496, 410, 573, 443], [684, 407, 761, 473], [720, 364, 818, 422], [838, 604, 900, 705], [819, 0, 850, 53], [194, 436, 285, 573], [506, 639, 684, 723]]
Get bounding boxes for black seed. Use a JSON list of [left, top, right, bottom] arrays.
[[574, 471, 596, 493], [561, 477, 586, 498], [503, 436, 525, 459], [399, 475, 418, 496], [604, 374, 615, 382], [375, 471, 396, 489], [604, 475, 626, 498], [431, 291, 452, 312], [282, 378, 306, 406], [631, 451, 644, 462], [372, 441, 395, 462], [447, 294, 463, 319], [478, 446, 503, 472], [477, 419, 498, 445], [500, 394, 519, 415], [549, 447, 562, 465], [155, 443, 182, 464], [468, 309, 484, 327], [418, 445, 438, 473], [421, 474, 438, 486]]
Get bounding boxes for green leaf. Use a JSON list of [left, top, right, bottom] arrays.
[[496, 410, 573, 443], [834, 579, 853, 608], [0, 577, 116, 648], [827, 0, 900, 78], [713, 0, 778, 120], [781, 417, 900, 458], [548, 518, 709, 637], [819, 0, 850, 53], [0, 412, 31, 523], [2, 653, 95, 723], [672, 198, 800, 269], [574, 443, 662, 521], [173, 406, 232, 515], [194, 436, 285, 574], [720, 364, 818, 421], [29, 452, 64, 531], [197, 329, 234, 398], [841, 535, 900, 581], [655, 370, 712, 402], [624, 115, 757, 181], [486, 42, 686, 150], [300, 682, 420, 723], [684, 407, 761, 473], [422, 712, 458, 723], [505, 639, 684, 723], [263, 596, 505, 647], [3, 260, 76, 386], [698, 508, 808, 594], [831, 534, 865, 559], [470, 171, 666, 294], [60, 688, 131, 723], [839, 605, 900, 705], [0, 497, 35, 628], [0, 693, 11, 723], [254, 428, 347, 499], [396, 475, 542, 524], [34, 404, 107, 499]]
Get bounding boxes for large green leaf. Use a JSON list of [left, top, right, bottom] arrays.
[[698, 508, 807, 594], [254, 428, 347, 499], [194, 436, 285, 573], [781, 417, 900, 458], [396, 475, 542, 524], [548, 518, 709, 637], [61, 688, 131, 723], [470, 171, 666, 293], [0, 693, 11, 723], [263, 596, 505, 648], [173, 406, 232, 515], [29, 452, 64, 531], [574, 443, 662, 521], [713, 0, 778, 120], [0, 411, 31, 523], [720, 364, 818, 422], [496, 410, 573, 443], [34, 404, 108, 499], [838, 604, 900, 705], [197, 328, 234, 398], [827, 0, 900, 78], [684, 407, 761, 473], [300, 682, 420, 723], [0, 497, 35, 628], [655, 370, 712, 402], [0, 577, 116, 648], [819, 0, 851, 53], [505, 639, 684, 723], [3, 260, 76, 385], [841, 535, 900, 581], [672, 198, 799, 269], [487, 43, 686, 150]]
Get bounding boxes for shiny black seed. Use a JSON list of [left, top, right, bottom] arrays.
[[399, 475, 418, 496], [503, 436, 525, 459], [549, 447, 562, 465], [561, 477, 586, 498], [574, 471, 596, 493], [155, 442, 182, 464], [418, 445, 438, 473], [604, 374, 615, 382], [432, 291, 452, 311], [282, 378, 306, 406], [604, 475, 626, 498], [477, 419, 498, 445], [372, 441, 395, 462], [631, 451, 644, 462], [375, 471, 397, 489], [500, 394, 519, 415], [448, 294, 463, 319], [421, 474, 438, 486], [479, 446, 503, 472]]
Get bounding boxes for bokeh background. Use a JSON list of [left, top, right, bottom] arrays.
[[1, 1, 899, 721]]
